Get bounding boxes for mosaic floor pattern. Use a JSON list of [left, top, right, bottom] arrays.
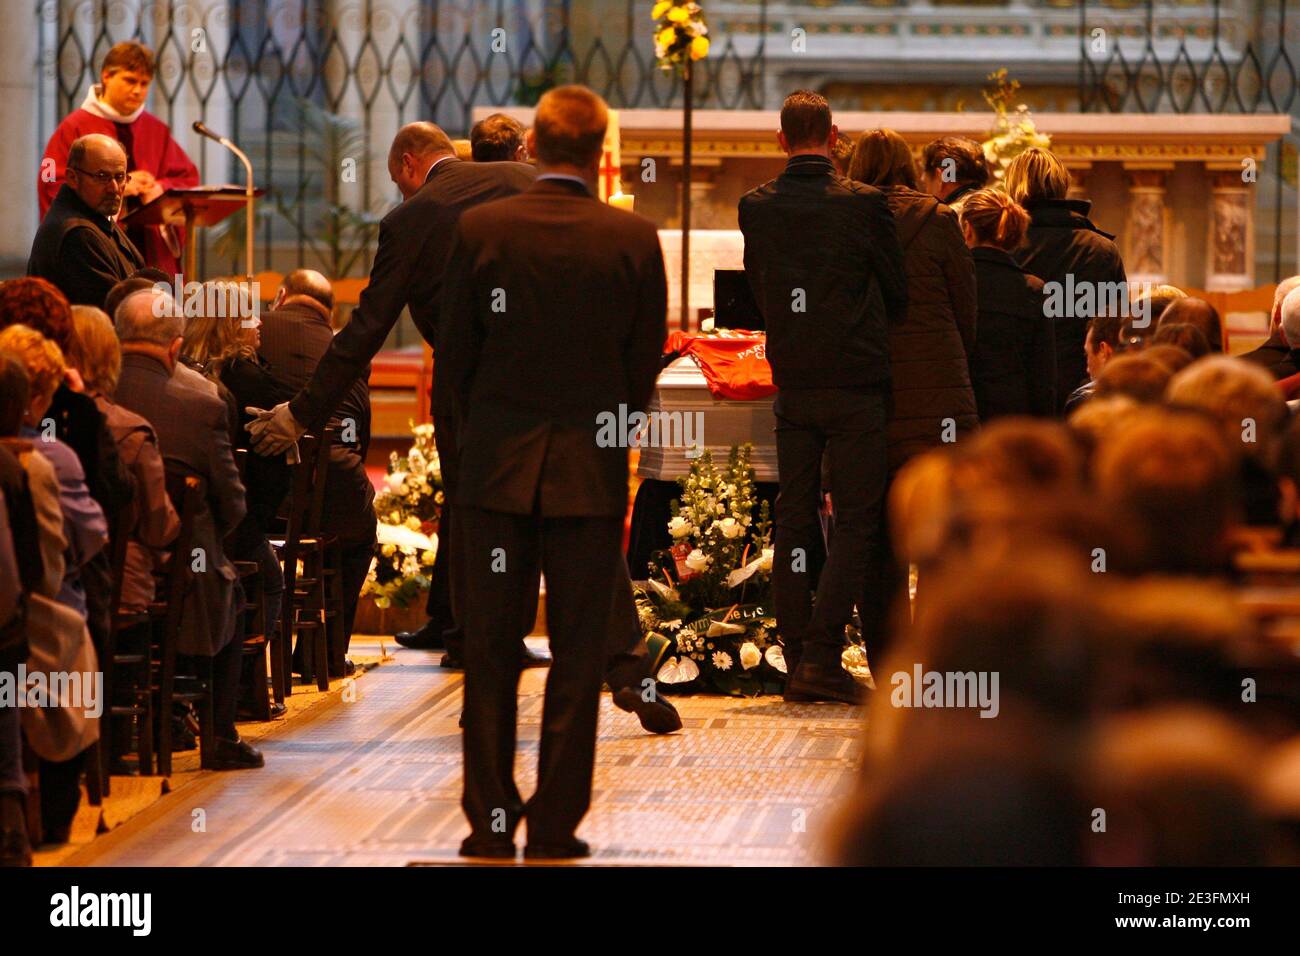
[[63, 640, 865, 866]]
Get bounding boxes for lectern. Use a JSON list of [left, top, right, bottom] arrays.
[[121, 186, 266, 281]]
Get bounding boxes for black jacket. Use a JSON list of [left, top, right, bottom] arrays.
[[970, 247, 1055, 421], [253, 307, 376, 544], [1240, 328, 1299, 380], [738, 155, 907, 390], [437, 178, 666, 518], [289, 158, 537, 429], [27, 184, 144, 307], [882, 186, 977, 467], [1016, 198, 1125, 412]]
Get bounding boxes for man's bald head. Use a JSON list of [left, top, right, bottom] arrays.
[[275, 268, 335, 320], [1272, 275, 1300, 330], [1281, 287, 1300, 350], [529, 85, 608, 174], [68, 133, 126, 171], [66, 134, 128, 217], [388, 122, 455, 199]]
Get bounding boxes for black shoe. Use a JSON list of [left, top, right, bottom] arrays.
[[521, 644, 551, 668], [459, 836, 515, 859], [612, 686, 682, 735], [209, 736, 265, 770], [0, 794, 31, 867], [524, 838, 590, 860], [784, 660, 865, 704], [440, 652, 464, 670], [395, 619, 448, 650], [328, 658, 356, 679]]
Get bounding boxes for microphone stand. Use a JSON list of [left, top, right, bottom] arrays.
[[192, 121, 256, 290]]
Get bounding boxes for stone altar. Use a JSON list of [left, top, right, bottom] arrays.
[[475, 107, 1291, 293]]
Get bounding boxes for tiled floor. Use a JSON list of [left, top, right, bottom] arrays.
[[63, 640, 865, 866]]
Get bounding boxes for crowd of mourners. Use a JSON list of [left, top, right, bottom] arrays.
[[807, 117, 1300, 865], [0, 269, 376, 866]]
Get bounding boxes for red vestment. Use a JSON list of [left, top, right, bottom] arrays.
[[39, 89, 200, 277]]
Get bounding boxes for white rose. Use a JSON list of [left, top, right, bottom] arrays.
[[668, 515, 693, 539], [684, 549, 711, 572], [385, 471, 408, 493], [739, 641, 761, 670], [717, 517, 743, 539], [764, 644, 787, 674]]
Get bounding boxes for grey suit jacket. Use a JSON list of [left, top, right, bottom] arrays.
[[115, 352, 246, 656]]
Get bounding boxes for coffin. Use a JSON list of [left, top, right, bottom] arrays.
[[636, 356, 778, 482]]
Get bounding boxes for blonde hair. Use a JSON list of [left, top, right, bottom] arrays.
[[180, 286, 256, 373], [1003, 147, 1070, 205], [69, 305, 121, 395], [959, 188, 1030, 250], [0, 324, 66, 410]]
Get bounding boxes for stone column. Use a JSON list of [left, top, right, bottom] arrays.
[[0, 1, 41, 274], [1205, 164, 1254, 292], [1122, 164, 1172, 285], [1065, 162, 1092, 203]]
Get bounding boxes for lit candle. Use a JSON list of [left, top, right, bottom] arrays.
[[609, 191, 635, 213]]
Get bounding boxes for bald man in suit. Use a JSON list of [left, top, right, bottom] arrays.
[[246, 122, 540, 669]]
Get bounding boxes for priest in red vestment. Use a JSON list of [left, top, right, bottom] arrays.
[[38, 41, 199, 277]]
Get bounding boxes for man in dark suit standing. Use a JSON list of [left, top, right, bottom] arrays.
[[113, 287, 262, 770], [437, 85, 666, 860], [27, 134, 145, 307], [245, 122, 540, 667], [739, 90, 907, 705]]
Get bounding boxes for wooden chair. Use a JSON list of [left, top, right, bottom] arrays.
[[153, 474, 214, 776], [232, 448, 275, 719], [234, 558, 271, 721], [96, 503, 159, 785], [274, 431, 345, 693]]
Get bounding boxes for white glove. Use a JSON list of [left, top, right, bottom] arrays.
[[245, 402, 307, 456]]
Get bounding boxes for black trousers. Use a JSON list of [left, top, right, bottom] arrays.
[[459, 506, 623, 845], [859, 468, 906, 669], [430, 413, 465, 657], [771, 387, 888, 671]]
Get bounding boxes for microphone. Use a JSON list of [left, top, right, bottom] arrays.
[[192, 120, 227, 145]]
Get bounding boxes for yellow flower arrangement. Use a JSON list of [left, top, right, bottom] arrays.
[[652, 1, 709, 72]]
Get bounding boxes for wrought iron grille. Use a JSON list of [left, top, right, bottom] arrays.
[[35, 1, 1299, 281], [1078, 0, 1299, 282], [36, 0, 769, 278], [1078, 0, 1296, 114]]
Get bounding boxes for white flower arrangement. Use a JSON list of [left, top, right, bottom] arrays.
[[635, 444, 784, 695], [363, 420, 446, 609]]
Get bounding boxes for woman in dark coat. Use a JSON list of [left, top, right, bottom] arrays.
[[849, 129, 979, 469], [848, 129, 978, 659], [1004, 147, 1126, 413], [959, 188, 1056, 420]]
